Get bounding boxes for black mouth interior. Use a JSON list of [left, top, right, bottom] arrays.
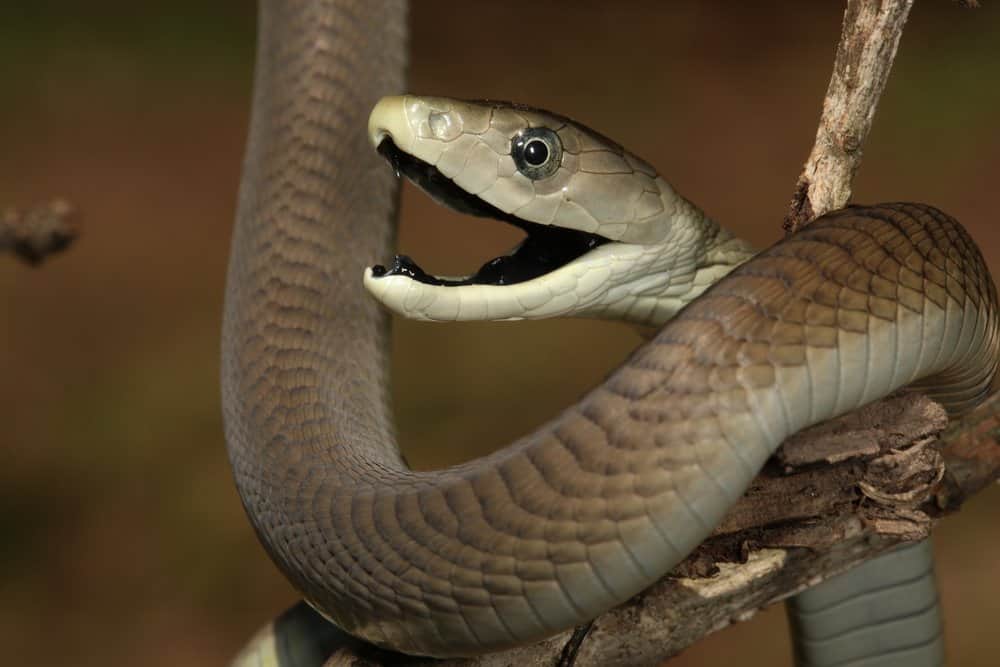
[[371, 138, 608, 286]]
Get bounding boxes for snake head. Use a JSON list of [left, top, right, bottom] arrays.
[[364, 95, 718, 324]]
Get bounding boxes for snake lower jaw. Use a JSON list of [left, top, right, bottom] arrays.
[[363, 240, 698, 325]]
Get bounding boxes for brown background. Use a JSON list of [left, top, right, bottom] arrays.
[[2, 2, 999, 665]]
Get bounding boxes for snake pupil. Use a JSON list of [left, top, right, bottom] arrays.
[[511, 127, 562, 180], [524, 139, 549, 166]]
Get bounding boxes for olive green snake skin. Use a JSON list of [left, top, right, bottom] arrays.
[[223, 1, 999, 664]]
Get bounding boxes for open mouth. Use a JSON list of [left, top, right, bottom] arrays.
[[371, 138, 609, 286]]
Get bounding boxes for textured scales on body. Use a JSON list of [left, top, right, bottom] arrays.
[[788, 540, 944, 666], [224, 3, 999, 661]]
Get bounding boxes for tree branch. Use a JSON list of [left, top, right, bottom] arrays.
[[0, 199, 78, 265], [236, 2, 1000, 665], [784, 0, 914, 232]]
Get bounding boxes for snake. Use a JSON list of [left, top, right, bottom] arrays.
[[223, 1, 1000, 664]]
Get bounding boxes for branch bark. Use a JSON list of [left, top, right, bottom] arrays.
[[784, 0, 914, 232], [0, 199, 77, 265], [237, 1, 999, 665]]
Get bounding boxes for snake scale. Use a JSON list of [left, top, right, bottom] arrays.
[[223, 0, 999, 663]]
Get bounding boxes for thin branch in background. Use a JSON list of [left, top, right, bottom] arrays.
[[0, 199, 78, 265]]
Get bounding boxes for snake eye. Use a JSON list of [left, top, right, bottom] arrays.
[[511, 127, 562, 180]]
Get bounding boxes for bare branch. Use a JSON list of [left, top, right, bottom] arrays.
[[0, 199, 78, 265], [784, 0, 914, 232]]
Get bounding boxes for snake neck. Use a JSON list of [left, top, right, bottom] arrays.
[[581, 182, 758, 329]]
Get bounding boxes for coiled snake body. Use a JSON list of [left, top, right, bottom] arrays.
[[224, 1, 999, 662]]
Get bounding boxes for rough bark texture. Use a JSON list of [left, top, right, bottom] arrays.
[[308, 1, 997, 665], [783, 0, 914, 232], [0, 199, 77, 265]]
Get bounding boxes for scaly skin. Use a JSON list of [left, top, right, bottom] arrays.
[[364, 97, 964, 667], [224, 2, 997, 663], [364, 95, 756, 326]]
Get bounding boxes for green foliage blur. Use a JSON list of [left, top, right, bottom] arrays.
[[2, 2, 999, 666]]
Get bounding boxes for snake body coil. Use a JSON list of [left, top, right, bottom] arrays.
[[224, 0, 999, 659]]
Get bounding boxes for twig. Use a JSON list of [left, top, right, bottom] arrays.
[[783, 0, 914, 232], [0, 199, 78, 265]]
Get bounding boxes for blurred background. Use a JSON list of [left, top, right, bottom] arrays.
[[3, 1, 999, 665]]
